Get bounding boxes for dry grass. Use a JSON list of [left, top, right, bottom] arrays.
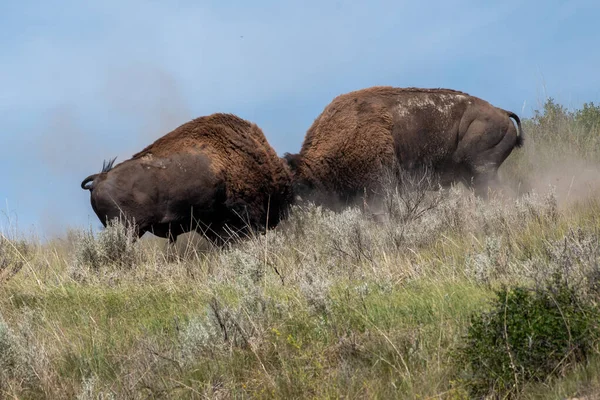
[[0, 99, 599, 399]]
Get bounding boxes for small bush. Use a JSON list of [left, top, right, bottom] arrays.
[[0, 235, 30, 283], [0, 316, 25, 388], [0, 312, 43, 396], [378, 165, 443, 224], [458, 275, 600, 398], [73, 219, 142, 272]]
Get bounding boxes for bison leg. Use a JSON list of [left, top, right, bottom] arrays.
[[470, 169, 500, 199], [135, 228, 146, 242], [460, 112, 520, 198], [167, 231, 179, 245]]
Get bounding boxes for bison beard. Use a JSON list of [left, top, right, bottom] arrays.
[[285, 86, 524, 208], [80, 113, 293, 245]]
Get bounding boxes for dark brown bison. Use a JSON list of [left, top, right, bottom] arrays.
[[81, 113, 293, 245], [285, 86, 524, 206]]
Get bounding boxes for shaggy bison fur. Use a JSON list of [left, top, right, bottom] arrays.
[[81, 113, 293, 245], [285, 86, 524, 207]]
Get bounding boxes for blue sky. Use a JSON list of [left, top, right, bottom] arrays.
[[1, 0, 599, 238]]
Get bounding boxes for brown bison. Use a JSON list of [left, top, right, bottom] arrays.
[[285, 86, 524, 206], [81, 113, 293, 245]]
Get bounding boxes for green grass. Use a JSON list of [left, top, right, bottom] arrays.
[[2, 281, 490, 398]]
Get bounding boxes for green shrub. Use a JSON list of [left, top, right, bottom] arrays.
[[574, 102, 600, 133], [524, 98, 600, 160], [458, 274, 600, 398]]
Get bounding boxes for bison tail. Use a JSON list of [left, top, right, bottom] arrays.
[[503, 109, 524, 148], [81, 174, 98, 190]]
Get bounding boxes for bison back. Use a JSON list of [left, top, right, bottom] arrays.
[[134, 113, 293, 230], [296, 92, 395, 203]]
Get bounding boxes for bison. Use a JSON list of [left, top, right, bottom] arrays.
[[81, 113, 293, 245], [285, 86, 524, 207]]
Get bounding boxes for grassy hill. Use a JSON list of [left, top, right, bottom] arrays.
[[1, 99, 600, 399]]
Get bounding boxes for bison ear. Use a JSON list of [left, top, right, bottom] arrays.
[[283, 153, 301, 172]]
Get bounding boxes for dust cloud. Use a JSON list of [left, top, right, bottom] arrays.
[[37, 66, 193, 238], [101, 65, 192, 148], [39, 106, 100, 175], [496, 140, 600, 210], [522, 156, 600, 208]]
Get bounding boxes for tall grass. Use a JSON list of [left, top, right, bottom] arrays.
[[0, 99, 599, 399]]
